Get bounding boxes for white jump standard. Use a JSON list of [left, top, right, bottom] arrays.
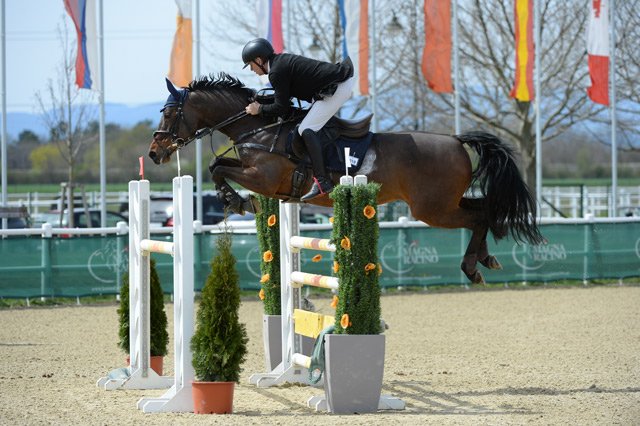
[[96, 175, 196, 413]]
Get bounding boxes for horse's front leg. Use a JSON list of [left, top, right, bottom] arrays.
[[209, 159, 270, 215], [208, 157, 260, 215]]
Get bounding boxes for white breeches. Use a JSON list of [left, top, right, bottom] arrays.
[[298, 77, 354, 135]]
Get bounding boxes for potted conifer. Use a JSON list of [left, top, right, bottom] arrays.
[[325, 180, 384, 414], [118, 257, 168, 375], [189, 223, 248, 414]]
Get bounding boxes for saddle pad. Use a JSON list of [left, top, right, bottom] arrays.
[[286, 129, 374, 175], [325, 132, 374, 174]]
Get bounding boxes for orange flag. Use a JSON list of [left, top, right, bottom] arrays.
[[167, 0, 193, 87], [510, 0, 535, 101], [421, 0, 453, 93]]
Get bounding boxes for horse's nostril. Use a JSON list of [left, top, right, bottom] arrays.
[[149, 151, 156, 160]]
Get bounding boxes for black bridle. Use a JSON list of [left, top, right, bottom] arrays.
[[152, 87, 249, 158], [152, 85, 302, 164]]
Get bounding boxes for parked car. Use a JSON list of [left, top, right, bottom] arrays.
[[3, 217, 28, 229], [122, 193, 227, 227], [34, 208, 127, 228]]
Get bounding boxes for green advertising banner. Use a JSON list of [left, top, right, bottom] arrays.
[[2, 221, 639, 299]]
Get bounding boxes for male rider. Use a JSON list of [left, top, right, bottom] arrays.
[[242, 38, 354, 201]]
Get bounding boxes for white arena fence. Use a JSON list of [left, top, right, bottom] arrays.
[[1, 207, 639, 303], [4, 185, 640, 220]]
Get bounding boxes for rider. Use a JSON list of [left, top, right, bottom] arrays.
[[242, 38, 354, 201]]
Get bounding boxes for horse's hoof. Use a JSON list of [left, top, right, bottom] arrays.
[[461, 263, 485, 285], [242, 195, 262, 214], [471, 270, 485, 285], [479, 255, 502, 270]]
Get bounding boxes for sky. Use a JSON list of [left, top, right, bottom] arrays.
[[4, 0, 256, 114]]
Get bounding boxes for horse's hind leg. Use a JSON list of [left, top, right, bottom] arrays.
[[459, 197, 502, 273], [412, 201, 487, 285], [477, 232, 503, 270]]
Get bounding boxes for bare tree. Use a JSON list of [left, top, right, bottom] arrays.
[[608, 0, 640, 151], [36, 16, 97, 190]]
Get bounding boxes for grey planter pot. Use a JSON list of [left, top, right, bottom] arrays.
[[262, 314, 282, 372], [323, 334, 386, 414], [262, 314, 314, 372]]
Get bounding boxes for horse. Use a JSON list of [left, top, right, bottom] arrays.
[[149, 74, 544, 285]]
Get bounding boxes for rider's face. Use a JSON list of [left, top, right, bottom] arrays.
[[249, 58, 266, 76]]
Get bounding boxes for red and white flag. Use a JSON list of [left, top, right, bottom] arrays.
[[587, 0, 609, 106]]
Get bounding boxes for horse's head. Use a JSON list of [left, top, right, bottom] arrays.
[[149, 75, 256, 165], [149, 78, 198, 164]]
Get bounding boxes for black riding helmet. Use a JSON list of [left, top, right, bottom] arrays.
[[242, 38, 275, 70]]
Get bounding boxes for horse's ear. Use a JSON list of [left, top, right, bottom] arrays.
[[165, 77, 180, 99]]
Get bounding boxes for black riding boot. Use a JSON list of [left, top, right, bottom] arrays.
[[300, 129, 334, 201]]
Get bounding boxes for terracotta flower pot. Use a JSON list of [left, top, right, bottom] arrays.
[[125, 356, 164, 377], [190, 381, 235, 414]]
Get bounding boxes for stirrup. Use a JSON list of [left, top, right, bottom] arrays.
[[301, 177, 333, 201]]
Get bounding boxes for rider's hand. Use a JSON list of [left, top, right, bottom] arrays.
[[246, 102, 260, 115]]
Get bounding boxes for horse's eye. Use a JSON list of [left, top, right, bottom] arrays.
[[163, 110, 172, 119]]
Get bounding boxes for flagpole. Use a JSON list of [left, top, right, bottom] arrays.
[[98, 0, 107, 228], [534, 0, 541, 217], [371, 0, 377, 132], [610, 0, 617, 216], [195, 0, 202, 223], [0, 0, 7, 231], [452, 0, 460, 134]]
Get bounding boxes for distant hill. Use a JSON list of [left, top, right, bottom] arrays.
[[5, 102, 163, 140]]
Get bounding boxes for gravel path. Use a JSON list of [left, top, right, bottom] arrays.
[[1, 285, 639, 425]]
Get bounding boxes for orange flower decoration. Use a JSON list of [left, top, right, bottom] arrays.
[[363, 205, 376, 219], [377, 263, 383, 275], [331, 295, 338, 308], [341, 314, 350, 329], [267, 214, 277, 227], [312, 254, 322, 262], [365, 263, 376, 271], [260, 274, 269, 283], [332, 261, 339, 274], [259, 288, 265, 300], [329, 217, 334, 224], [340, 236, 351, 250], [263, 250, 273, 262]]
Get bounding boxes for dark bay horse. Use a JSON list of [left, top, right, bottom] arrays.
[[149, 74, 544, 285]]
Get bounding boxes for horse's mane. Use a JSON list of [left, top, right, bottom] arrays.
[[188, 73, 256, 98]]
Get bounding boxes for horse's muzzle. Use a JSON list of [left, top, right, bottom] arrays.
[[148, 144, 170, 165]]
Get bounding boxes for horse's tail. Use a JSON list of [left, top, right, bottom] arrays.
[[456, 131, 544, 245]]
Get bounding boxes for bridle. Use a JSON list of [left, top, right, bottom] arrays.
[[152, 84, 302, 164], [152, 87, 249, 158]]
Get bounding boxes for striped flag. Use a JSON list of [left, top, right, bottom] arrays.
[[338, 0, 369, 96], [63, 0, 99, 90], [510, 0, 535, 101], [256, 0, 283, 54], [587, 0, 609, 105], [422, 0, 453, 93], [167, 0, 193, 87]]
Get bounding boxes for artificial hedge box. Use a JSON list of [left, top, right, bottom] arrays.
[[330, 182, 382, 335], [255, 195, 281, 315]]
